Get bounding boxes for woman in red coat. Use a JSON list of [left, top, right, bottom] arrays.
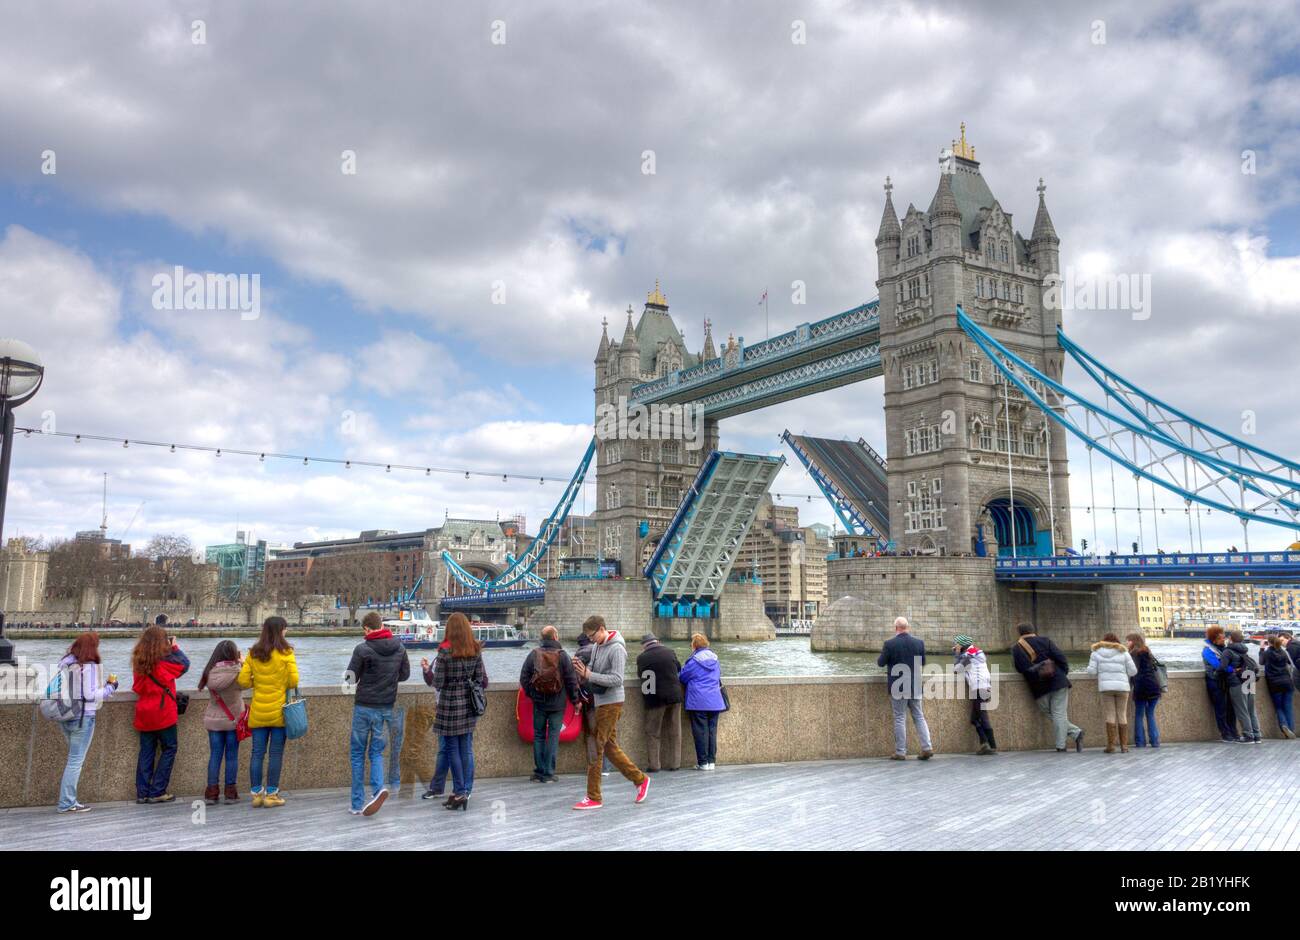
[[131, 625, 190, 803]]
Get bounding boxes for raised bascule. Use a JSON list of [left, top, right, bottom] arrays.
[[439, 127, 1300, 647]]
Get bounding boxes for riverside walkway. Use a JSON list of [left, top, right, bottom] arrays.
[[4, 742, 1299, 850]]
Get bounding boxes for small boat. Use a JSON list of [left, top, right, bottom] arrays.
[[384, 608, 442, 649], [468, 621, 528, 649]]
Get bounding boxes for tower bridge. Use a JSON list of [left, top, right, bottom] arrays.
[[441, 126, 1300, 648]]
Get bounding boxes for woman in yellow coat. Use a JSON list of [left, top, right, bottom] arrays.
[[237, 616, 299, 807]]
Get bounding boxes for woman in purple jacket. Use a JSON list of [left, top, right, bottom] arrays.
[[678, 634, 725, 770]]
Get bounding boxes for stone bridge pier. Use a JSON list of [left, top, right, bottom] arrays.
[[812, 555, 1139, 652]]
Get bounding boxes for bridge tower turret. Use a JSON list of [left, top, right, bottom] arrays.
[[877, 126, 1073, 557]]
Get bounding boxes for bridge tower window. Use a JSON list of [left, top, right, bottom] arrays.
[[606, 485, 621, 510]]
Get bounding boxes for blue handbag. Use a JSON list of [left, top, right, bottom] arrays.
[[282, 687, 308, 740]]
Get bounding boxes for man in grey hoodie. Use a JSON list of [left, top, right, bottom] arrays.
[[571, 615, 650, 810]]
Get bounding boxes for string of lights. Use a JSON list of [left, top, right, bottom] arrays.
[[18, 426, 1297, 518]]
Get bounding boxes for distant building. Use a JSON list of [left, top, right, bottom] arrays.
[[738, 496, 828, 625], [1135, 586, 1165, 637], [205, 531, 269, 600], [0, 538, 48, 612]]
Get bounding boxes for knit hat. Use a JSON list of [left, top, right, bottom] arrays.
[[953, 634, 974, 648]]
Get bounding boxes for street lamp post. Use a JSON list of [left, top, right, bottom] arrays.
[[0, 339, 45, 667]]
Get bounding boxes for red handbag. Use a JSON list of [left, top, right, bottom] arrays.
[[216, 693, 252, 742]]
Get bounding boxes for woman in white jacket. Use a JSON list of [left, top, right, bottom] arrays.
[[953, 634, 997, 755], [1087, 632, 1138, 754]]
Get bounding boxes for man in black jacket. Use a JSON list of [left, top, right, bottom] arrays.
[[345, 611, 411, 815], [876, 617, 934, 760], [519, 625, 582, 782], [1010, 623, 1084, 752], [636, 633, 683, 772]]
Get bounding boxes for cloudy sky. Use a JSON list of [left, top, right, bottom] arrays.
[[1, 0, 1298, 555]]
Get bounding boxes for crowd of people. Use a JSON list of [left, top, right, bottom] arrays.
[[41, 614, 1300, 815]]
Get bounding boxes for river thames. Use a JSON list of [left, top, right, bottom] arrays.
[[8, 634, 1217, 689]]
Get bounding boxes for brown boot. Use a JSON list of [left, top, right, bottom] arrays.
[[203, 785, 220, 805], [1104, 723, 1117, 754], [223, 784, 240, 804], [1118, 723, 1129, 753]]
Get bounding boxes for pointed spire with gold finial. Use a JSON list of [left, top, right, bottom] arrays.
[[702, 317, 716, 360], [595, 314, 609, 361], [646, 279, 668, 309], [951, 122, 976, 162]]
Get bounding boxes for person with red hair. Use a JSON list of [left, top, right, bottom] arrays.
[[53, 632, 118, 813], [131, 625, 191, 804]]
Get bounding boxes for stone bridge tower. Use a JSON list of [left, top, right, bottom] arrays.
[[876, 126, 1072, 557], [592, 282, 720, 576]]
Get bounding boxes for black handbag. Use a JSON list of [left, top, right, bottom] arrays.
[[149, 673, 189, 715], [466, 669, 487, 717], [719, 683, 730, 713]]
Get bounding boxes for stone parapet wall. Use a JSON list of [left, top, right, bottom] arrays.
[[0, 670, 1282, 808]]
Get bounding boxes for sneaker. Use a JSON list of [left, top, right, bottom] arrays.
[[1252, 736, 1263, 744], [572, 798, 603, 811], [1236, 736, 1252, 744], [705, 763, 716, 771], [421, 790, 443, 801], [262, 792, 286, 808], [634, 777, 651, 804], [362, 788, 388, 817], [601, 771, 610, 777], [57, 804, 91, 814], [529, 773, 544, 782], [1220, 735, 1237, 744], [135, 796, 149, 804], [148, 793, 175, 804], [545, 775, 559, 783], [251, 791, 265, 808], [694, 764, 706, 770], [1283, 727, 1296, 739], [1074, 730, 1086, 752], [348, 809, 363, 816]]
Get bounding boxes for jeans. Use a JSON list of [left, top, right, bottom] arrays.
[[250, 726, 287, 793], [1271, 689, 1295, 733], [58, 716, 96, 810], [689, 710, 719, 766], [1228, 685, 1261, 739], [1034, 688, 1082, 750], [350, 705, 390, 811], [969, 688, 994, 744], [889, 696, 933, 756], [1133, 698, 1160, 747], [427, 735, 453, 795], [136, 725, 178, 799], [1206, 677, 1236, 738], [532, 708, 563, 778], [585, 703, 646, 802], [644, 702, 682, 771], [207, 730, 239, 788], [386, 706, 405, 790], [444, 732, 475, 798]]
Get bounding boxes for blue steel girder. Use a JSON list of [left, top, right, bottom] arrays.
[[956, 306, 1300, 532], [441, 436, 596, 591], [1057, 328, 1300, 513], [781, 431, 881, 539], [996, 550, 1300, 582], [630, 300, 880, 417]]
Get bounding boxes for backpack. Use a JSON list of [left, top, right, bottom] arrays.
[[531, 649, 563, 696], [40, 663, 88, 724]]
